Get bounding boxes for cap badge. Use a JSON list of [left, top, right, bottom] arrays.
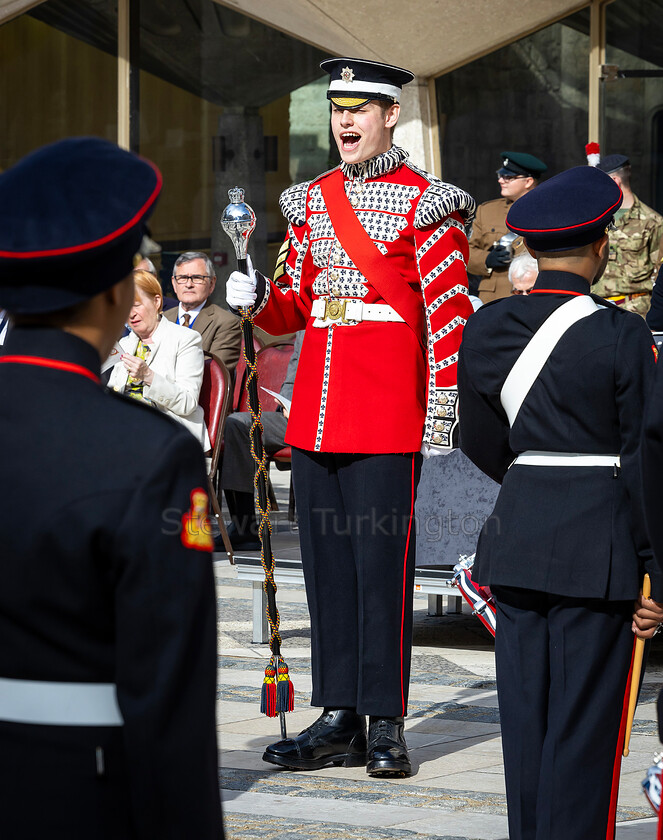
[[503, 158, 509, 167], [341, 66, 355, 84]]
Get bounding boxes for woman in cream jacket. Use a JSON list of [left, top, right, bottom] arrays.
[[108, 269, 210, 451]]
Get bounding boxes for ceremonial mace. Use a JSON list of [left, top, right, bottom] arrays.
[[623, 573, 651, 756], [221, 188, 293, 740]]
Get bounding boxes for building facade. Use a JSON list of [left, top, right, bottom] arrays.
[[1, 0, 661, 301]]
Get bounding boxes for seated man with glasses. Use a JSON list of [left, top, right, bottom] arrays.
[[467, 151, 547, 304], [508, 252, 538, 296], [165, 250, 241, 372]]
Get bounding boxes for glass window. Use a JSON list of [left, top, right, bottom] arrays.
[[601, 0, 663, 212], [131, 0, 329, 294], [1, 0, 334, 305], [1, 1, 118, 171], [435, 18, 590, 205]]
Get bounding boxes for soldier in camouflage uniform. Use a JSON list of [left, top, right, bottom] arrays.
[[592, 154, 663, 317]]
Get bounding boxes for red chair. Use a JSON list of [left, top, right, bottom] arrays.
[[224, 338, 296, 517], [199, 352, 233, 561], [238, 342, 296, 516], [238, 342, 295, 412], [218, 333, 264, 469]]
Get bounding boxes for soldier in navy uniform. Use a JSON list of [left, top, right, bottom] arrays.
[[0, 138, 224, 839], [458, 165, 663, 840], [227, 58, 475, 776]]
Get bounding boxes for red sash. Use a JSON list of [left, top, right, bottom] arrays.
[[319, 169, 425, 350]]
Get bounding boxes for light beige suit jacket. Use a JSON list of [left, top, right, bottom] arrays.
[[108, 316, 210, 450]]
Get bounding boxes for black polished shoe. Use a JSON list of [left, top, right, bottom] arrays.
[[262, 709, 367, 770], [366, 716, 411, 777]]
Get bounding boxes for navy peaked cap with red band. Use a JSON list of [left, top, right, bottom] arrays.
[[321, 57, 414, 108], [505, 165, 622, 252], [0, 137, 162, 314]]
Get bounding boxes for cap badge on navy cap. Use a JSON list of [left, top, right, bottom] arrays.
[[321, 56, 414, 109]]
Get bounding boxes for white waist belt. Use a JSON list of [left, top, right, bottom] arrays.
[[311, 298, 404, 327], [0, 677, 124, 726], [513, 451, 621, 468]]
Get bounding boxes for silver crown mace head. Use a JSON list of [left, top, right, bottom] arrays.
[[221, 186, 256, 260]]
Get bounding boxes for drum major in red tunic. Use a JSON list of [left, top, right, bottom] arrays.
[[252, 145, 476, 454]]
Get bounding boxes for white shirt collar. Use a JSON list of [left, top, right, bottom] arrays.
[[177, 299, 206, 325]]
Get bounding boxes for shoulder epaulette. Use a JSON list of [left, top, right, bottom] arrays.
[[279, 181, 311, 227], [279, 167, 343, 226], [480, 197, 510, 210], [590, 294, 625, 312], [406, 163, 476, 230]]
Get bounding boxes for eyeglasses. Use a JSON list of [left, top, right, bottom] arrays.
[[511, 288, 533, 295], [172, 274, 211, 285], [497, 172, 528, 183]]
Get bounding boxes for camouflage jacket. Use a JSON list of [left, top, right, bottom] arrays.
[[594, 194, 663, 300]]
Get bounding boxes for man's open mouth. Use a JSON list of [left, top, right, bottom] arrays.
[[340, 132, 361, 150]]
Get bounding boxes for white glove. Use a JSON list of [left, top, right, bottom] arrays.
[[421, 443, 456, 459], [227, 254, 258, 308]]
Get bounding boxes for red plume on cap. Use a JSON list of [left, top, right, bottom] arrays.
[[585, 142, 601, 167]]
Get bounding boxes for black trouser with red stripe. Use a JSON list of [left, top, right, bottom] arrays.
[[291, 448, 422, 718], [491, 586, 635, 840]]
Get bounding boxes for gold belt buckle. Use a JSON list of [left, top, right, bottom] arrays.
[[324, 299, 347, 323]]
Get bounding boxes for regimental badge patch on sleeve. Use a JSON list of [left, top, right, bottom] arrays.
[[273, 237, 291, 283], [653, 344, 659, 362], [181, 488, 214, 552]]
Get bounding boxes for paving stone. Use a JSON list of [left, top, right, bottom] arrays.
[[215, 469, 663, 838], [219, 767, 508, 814], [223, 811, 474, 840]]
